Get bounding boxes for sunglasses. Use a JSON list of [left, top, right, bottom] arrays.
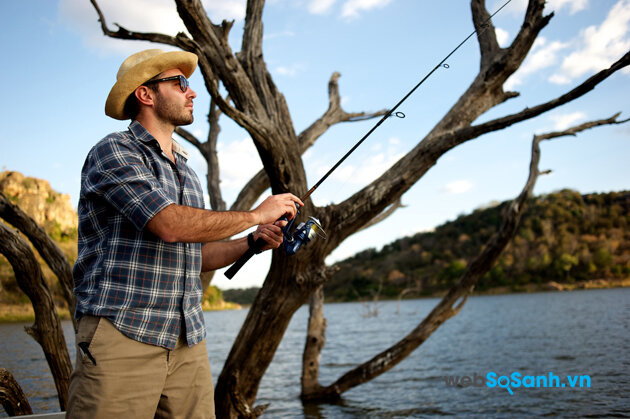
[[142, 75, 189, 92]]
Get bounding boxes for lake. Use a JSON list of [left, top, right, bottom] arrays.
[[1, 288, 628, 417]]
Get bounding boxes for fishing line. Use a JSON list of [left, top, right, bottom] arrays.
[[301, 0, 513, 202], [225, 0, 513, 278]]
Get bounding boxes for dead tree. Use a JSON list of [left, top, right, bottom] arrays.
[[0, 222, 72, 411], [88, 0, 629, 416], [300, 114, 629, 400]]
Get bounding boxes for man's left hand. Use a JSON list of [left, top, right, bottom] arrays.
[[254, 220, 286, 251]]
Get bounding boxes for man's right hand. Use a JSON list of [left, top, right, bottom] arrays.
[[252, 193, 304, 225]]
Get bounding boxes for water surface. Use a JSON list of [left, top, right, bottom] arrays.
[[1, 288, 628, 417]]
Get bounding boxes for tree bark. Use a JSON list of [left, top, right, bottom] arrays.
[[301, 285, 327, 397], [0, 368, 33, 416], [0, 224, 72, 411], [0, 192, 77, 332], [300, 113, 629, 400]]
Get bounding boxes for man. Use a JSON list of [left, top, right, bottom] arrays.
[[67, 49, 302, 418]]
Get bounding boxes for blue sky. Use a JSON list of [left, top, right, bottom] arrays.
[[1, 0, 629, 289]]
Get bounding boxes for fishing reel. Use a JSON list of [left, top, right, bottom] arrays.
[[282, 215, 327, 256], [224, 206, 327, 279]]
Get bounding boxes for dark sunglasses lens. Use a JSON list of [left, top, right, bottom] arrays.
[[179, 76, 189, 92]]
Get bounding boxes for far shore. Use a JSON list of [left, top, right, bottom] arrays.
[[1, 278, 627, 323], [0, 300, 243, 324]]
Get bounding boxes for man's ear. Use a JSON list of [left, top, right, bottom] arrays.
[[135, 86, 155, 107]]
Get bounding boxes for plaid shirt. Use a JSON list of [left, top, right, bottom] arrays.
[[73, 121, 206, 350]]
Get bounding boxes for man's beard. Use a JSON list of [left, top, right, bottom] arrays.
[[154, 93, 194, 126]]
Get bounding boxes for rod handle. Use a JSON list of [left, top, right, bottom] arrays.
[[224, 237, 265, 279]]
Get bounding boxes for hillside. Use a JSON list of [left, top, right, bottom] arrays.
[[324, 189, 630, 301], [0, 171, 78, 310]]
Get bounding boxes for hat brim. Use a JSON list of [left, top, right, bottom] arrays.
[[105, 51, 198, 120]]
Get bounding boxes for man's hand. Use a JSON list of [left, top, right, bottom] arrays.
[[252, 193, 304, 225], [254, 220, 287, 251]]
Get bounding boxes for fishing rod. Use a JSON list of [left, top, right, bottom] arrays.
[[225, 0, 513, 279]]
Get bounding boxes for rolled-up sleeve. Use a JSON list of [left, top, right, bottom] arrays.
[[83, 137, 175, 231]]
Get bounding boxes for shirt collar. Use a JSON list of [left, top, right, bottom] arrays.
[[129, 120, 190, 162]]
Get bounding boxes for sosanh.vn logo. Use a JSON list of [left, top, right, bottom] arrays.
[[443, 372, 591, 395]]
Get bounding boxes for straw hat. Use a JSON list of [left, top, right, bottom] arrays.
[[105, 49, 198, 120]]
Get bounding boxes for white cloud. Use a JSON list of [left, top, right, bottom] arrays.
[[504, 37, 569, 89], [552, 0, 630, 83], [495, 27, 510, 47], [549, 111, 587, 130], [498, 0, 589, 16], [441, 180, 474, 195], [546, 0, 589, 15], [202, 0, 246, 22], [309, 0, 338, 14], [58, 0, 245, 55], [341, 0, 394, 19], [548, 73, 571, 85]]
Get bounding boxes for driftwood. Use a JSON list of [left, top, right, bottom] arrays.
[[0, 368, 33, 416], [87, 0, 630, 415], [0, 224, 72, 411], [300, 114, 629, 400]]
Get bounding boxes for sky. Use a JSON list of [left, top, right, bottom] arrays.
[[1, 0, 629, 290]]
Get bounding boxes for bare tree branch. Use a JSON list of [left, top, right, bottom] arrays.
[[231, 72, 388, 211], [0, 193, 77, 332], [174, 126, 203, 149], [204, 97, 228, 211], [301, 113, 629, 401], [471, 0, 500, 70], [357, 198, 406, 233], [297, 72, 389, 151], [328, 50, 630, 253], [429, 0, 549, 136], [90, 0, 187, 48]]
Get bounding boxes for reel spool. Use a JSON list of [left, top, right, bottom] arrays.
[[283, 216, 327, 255]]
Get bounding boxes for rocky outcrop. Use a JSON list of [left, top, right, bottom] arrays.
[[0, 171, 77, 236]]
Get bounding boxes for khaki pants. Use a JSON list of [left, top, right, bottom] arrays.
[[67, 316, 214, 419]]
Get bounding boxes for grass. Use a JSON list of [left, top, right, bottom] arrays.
[[0, 304, 71, 323]]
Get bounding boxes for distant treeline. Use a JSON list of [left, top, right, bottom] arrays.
[[221, 190, 629, 304], [222, 287, 261, 306]]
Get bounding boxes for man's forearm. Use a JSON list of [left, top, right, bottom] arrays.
[[201, 239, 250, 271], [147, 204, 258, 243]]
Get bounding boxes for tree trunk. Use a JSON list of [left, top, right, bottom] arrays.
[[213, 256, 329, 416], [0, 224, 72, 411], [301, 285, 327, 397]]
